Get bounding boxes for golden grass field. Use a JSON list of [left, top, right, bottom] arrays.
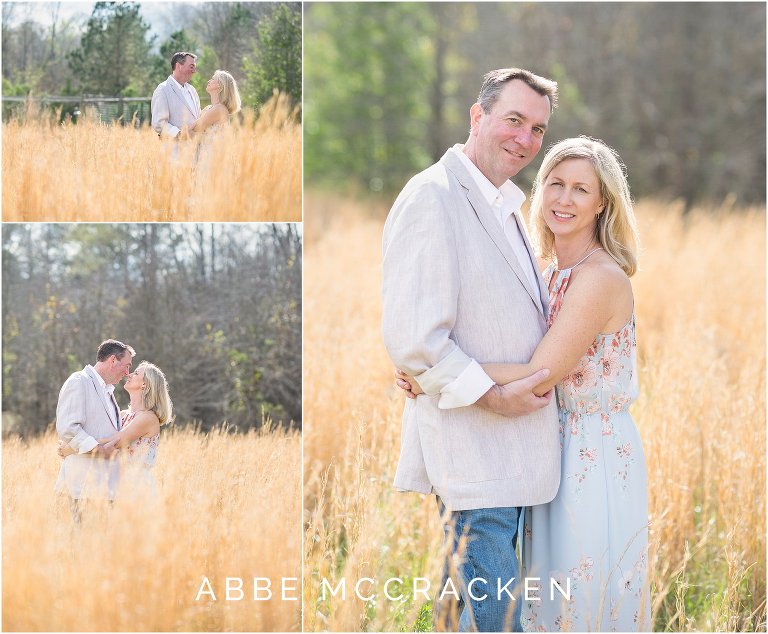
[[2, 93, 301, 222], [3, 425, 301, 632], [303, 192, 766, 632]]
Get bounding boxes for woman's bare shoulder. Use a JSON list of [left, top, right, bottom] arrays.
[[571, 253, 632, 303], [133, 410, 161, 432]]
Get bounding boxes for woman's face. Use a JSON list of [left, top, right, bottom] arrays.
[[541, 158, 604, 241], [206, 75, 223, 96], [124, 367, 146, 392]]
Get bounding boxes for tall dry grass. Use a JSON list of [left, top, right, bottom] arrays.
[[303, 192, 766, 632], [3, 425, 302, 631], [2, 94, 301, 222]]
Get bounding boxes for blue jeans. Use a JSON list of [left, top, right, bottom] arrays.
[[434, 498, 523, 632]]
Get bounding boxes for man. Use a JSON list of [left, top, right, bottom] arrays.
[[381, 68, 561, 632], [55, 339, 135, 519], [151, 51, 201, 138]]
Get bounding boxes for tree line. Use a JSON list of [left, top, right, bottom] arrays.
[[2, 1, 301, 112], [2, 223, 302, 436], [304, 2, 766, 208]]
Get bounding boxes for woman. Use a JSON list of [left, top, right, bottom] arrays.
[[184, 70, 241, 138], [398, 137, 650, 631], [58, 361, 172, 493]]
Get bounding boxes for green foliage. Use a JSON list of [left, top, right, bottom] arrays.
[[243, 4, 301, 107], [304, 3, 435, 194], [1, 78, 34, 120], [304, 2, 767, 206], [217, 2, 256, 69], [242, 3, 301, 110], [2, 78, 33, 96], [189, 45, 220, 97], [410, 601, 434, 632], [67, 2, 155, 96], [153, 29, 199, 86], [653, 537, 766, 631]]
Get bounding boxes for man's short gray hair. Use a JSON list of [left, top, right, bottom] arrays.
[[96, 339, 135, 362], [171, 51, 197, 72], [478, 68, 559, 114]]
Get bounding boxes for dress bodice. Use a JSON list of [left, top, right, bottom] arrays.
[[200, 105, 227, 137], [121, 410, 159, 468], [544, 264, 638, 417]]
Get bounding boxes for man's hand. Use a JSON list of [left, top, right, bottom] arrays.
[[102, 438, 119, 451], [476, 369, 553, 417], [57, 441, 76, 458], [395, 367, 553, 416], [395, 369, 422, 399], [91, 444, 117, 459]]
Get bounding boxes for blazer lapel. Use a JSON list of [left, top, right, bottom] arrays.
[[192, 88, 201, 118], [84, 366, 119, 430], [514, 211, 549, 315], [168, 78, 199, 119], [442, 150, 545, 316]]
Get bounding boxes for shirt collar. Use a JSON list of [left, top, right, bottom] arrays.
[[87, 364, 115, 395], [450, 144, 526, 215], [169, 74, 188, 90]]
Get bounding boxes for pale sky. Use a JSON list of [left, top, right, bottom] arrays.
[[3, 1, 209, 46]]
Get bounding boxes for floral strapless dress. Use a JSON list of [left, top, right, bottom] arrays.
[[521, 263, 650, 632]]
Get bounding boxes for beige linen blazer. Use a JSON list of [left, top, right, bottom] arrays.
[[151, 76, 202, 137], [54, 366, 121, 500], [382, 147, 561, 511]]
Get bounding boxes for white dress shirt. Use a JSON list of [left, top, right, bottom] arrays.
[[425, 145, 542, 409]]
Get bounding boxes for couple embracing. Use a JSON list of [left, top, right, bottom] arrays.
[[383, 68, 649, 631], [54, 340, 172, 519], [151, 51, 241, 140]]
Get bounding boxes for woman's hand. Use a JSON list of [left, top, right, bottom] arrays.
[[57, 441, 76, 458], [103, 437, 120, 451], [395, 369, 423, 398], [95, 435, 120, 455]]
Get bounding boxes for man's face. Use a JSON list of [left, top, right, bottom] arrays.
[[107, 353, 133, 385], [176, 56, 197, 83], [469, 80, 552, 187]]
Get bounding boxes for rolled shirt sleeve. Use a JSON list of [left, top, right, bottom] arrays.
[[161, 122, 181, 138], [69, 429, 98, 454], [414, 353, 495, 409]]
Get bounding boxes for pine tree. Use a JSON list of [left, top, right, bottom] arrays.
[[67, 2, 155, 97], [242, 4, 301, 109]]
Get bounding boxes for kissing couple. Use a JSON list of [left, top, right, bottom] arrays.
[[384, 68, 650, 631], [55, 340, 173, 520], [151, 51, 241, 140]]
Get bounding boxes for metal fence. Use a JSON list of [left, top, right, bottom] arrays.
[[2, 95, 152, 125]]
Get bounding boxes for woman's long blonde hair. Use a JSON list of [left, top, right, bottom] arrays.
[[213, 70, 242, 115], [529, 136, 640, 276], [137, 361, 173, 425]]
